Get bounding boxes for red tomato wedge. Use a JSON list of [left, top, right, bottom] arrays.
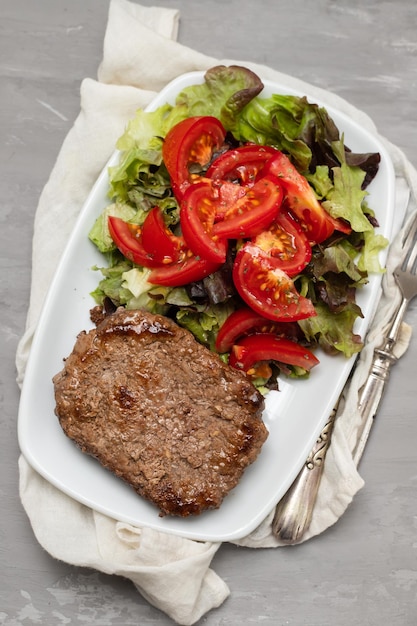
[[252, 208, 312, 277], [141, 207, 183, 264], [233, 243, 316, 322], [212, 179, 247, 222], [213, 175, 284, 239], [207, 144, 279, 185], [163, 116, 226, 200], [215, 306, 301, 353], [149, 253, 221, 287], [229, 333, 319, 373], [180, 182, 227, 263], [108, 216, 162, 268], [263, 151, 351, 243]]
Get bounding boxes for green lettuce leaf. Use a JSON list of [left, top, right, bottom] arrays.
[[174, 65, 264, 132], [107, 105, 174, 208], [305, 165, 333, 199], [357, 229, 389, 273], [91, 261, 173, 315], [176, 301, 235, 350], [121, 267, 171, 314], [90, 256, 135, 306], [116, 105, 171, 151], [88, 202, 137, 253], [322, 161, 372, 233], [108, 146, 171, 206], [234, 95, 313, 171], [298, 301, 363, 358]]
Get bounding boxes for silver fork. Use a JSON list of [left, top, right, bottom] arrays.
[[352, 208, 417, 463], [273, 207, 417, 542]]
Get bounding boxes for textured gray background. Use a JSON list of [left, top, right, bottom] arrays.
[[2, 1, 417, 624]]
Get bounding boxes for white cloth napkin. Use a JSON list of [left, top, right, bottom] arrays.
[[15, 0, 417, 623]]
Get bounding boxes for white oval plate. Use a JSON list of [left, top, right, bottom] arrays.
[[18, 71, 395, 541]]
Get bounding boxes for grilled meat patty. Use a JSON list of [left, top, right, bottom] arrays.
[[53, 308, 268, 517]]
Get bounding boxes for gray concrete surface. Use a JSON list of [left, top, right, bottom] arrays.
[[2, 1, 417, 624]]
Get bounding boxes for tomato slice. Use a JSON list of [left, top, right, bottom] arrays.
[[149, 253, 221, 287], [213, 175, 284, 239], [207, 144, 279, 185], [213, 179, 247, 221], [141, 207, 183, 264], [252, 208, 312, 277], [233, 243, 316, 322], [163, 116, 226, 200], [108, 216, 162, 268], [229, 333, 319, 374], [180, 182, 227, 263], [215, 306, 301, 353], [263, 151, 351, 243]]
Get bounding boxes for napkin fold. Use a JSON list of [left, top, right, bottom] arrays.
[[16, 0, 417, 623]]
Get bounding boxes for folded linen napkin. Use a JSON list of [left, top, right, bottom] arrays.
[[15, 0, 417, 623]]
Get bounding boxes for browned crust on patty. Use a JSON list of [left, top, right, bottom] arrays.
[[53, 308, 268, 517]]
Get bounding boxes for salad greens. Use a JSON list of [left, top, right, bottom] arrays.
[[89, 64, 387, 368]]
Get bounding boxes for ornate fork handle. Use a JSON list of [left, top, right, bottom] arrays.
[[272, 407, 337, 542], [272, 305, 409, 543], [273, 290, 410, 542], [272, 314, 404, 542], [352, 296, 408, 463], [272, 196, 417, 543]]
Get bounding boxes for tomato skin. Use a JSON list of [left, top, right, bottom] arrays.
[[215, 308, 275, 353], [215, 307, 301, 353], [233, 243, 316, 322], [213, 174, 284, 239], [149, 254, 221, 287], [229, 333, 319, 373], [263, 151, 350, 243], [180, 182, 227, 264], [108, 216, 162, 268], [207, 144, 279, 185], [141, 207, 183, 264], [252, 208, 312, 277], [163, 116, 226, 200]]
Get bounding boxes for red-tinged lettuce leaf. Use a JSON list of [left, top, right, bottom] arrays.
[[296, 242, 367, 356], [315, 276, 360, 314], [310, 244, 368, 284], [345, 149, 381, 189]]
